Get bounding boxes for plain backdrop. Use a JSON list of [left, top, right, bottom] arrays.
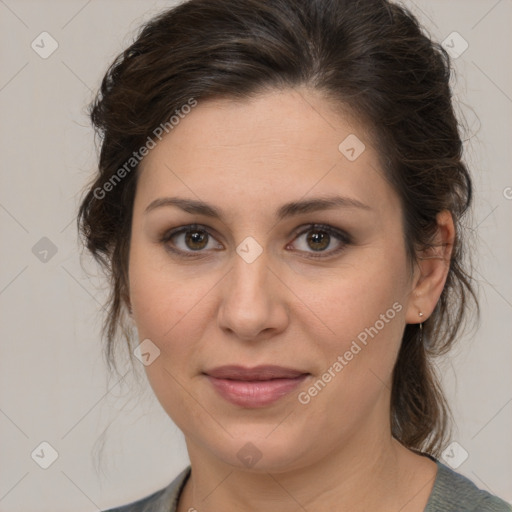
[[0, 0, 511, 510]]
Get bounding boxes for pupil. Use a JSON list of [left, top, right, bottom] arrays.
[[307, 230, 330, 251], [186, 230, 207, 250]]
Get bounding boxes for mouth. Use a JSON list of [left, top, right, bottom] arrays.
[[203, 365, 310, 408]]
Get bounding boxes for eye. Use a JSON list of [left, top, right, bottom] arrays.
[[288, 224, 350, 258], [161, 224, 223, 256]]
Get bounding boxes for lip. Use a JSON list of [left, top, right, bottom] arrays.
[[205, 365, 308, 380], [204, 365, 310, 408]]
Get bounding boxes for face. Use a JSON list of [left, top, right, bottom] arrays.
[[128, 88, 417, 472]]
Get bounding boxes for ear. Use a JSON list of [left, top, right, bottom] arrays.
[[405, 210, 455, 324]]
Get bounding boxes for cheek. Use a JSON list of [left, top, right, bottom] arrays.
[[128, 244, 223, 399], [127, 249, 212, 429], [129, 235, 201, 335], [130, 268, 212, 342], [296, 256, 407, 340], [299, 251, 409, 388]]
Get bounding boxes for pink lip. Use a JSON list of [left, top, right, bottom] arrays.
[[204, 365, 309, 408]]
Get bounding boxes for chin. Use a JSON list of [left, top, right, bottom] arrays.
[[197, 425, 318, 474]]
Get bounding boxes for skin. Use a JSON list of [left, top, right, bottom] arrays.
[[128, 88, 454, 512]]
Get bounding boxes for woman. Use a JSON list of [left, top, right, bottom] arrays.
[[78, 0, 511, 510]]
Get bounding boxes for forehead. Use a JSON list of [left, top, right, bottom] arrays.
[[135, 88, 397, 217]]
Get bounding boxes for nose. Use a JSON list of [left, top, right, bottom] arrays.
[[217, 251, 289, 341]]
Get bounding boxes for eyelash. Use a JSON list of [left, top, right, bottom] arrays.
[[160, 223, 352, 259], [289, 223, 352, 259]]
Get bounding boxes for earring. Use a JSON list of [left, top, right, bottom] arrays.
[[418, 311, 424, 343]]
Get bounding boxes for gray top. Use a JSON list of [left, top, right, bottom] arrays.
[[104, 460, 511, 512]]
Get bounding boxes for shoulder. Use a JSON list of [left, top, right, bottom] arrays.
[[102, 466, 191, 512], [425, 460, 511, 512]]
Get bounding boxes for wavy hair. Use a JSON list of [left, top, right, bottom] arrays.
[[78, 0, 477, 456]]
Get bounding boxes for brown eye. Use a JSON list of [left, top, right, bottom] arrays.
[[306, 230, 331, 251], [162, 224, 224, 256], [185, 229, 209, 250], [289, 224, 351, 258]]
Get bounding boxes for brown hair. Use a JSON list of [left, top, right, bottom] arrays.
[[78, 0, 477, 456]]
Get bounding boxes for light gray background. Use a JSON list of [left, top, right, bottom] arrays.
[[0, 1, 511, 510]]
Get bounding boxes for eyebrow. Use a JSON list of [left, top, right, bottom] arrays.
[[144, 195, 372, 220]]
